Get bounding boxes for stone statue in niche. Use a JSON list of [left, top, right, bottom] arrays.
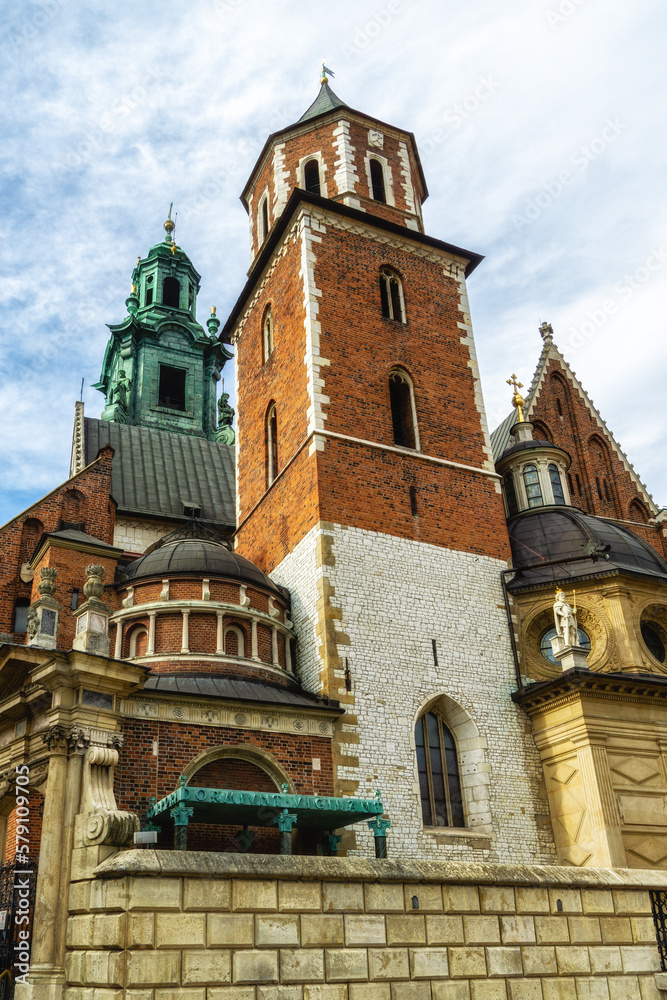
[[216, 392, 235, 445], [553, 589, 578, 647], [110, 369, 131, 411]]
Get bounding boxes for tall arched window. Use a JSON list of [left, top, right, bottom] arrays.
[[389, 369, 419, 450], [504, 472, 519, 517], [61, 489, 84, 525], [304, 159, 321, 196], [379, 268, 406, 323], [162, 277, 181, 308], [549, 464, 565, 505], [260, 196, 269, 243], [630, 499, 649, 523], [266, 403, 278, 486], [128, 626, 148, 658], [523, 465, 543, 508], [263, 308, 274, 362], [145, 274, 154, 306], [415, 711, 464, 828], [370, 159, 386, 202]]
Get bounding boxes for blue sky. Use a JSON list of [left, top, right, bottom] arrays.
[[1, 0, 666, 525]]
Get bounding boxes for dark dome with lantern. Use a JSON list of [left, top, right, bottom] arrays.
[[507, 506, 667, 591]]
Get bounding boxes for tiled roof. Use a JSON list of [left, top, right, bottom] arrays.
[[297, 80, 348, 123], [84, 418, 235, 528]]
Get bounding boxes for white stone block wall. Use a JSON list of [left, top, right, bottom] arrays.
[[113, 516, 178, 554], [270, 522, 557, 865]]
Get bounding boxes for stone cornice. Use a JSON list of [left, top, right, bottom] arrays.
[[513, 666, 667, 715]]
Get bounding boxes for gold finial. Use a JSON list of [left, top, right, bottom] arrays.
[[211, 305, 217, 315], [164, 201, 175, 237], [507, 373, 525, 423], [136, 255, 141, 266], [131, 283, 137, 295], [170, 242, 177, 255]]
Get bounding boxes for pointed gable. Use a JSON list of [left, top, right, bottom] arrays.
[[491, 323, 658, 527]]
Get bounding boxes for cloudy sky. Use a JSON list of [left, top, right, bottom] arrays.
[[1, 0, 665, 526]]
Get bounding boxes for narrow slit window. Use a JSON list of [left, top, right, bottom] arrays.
[[304, 159, 321, 196], [266, 403, 278, 486], [523, 464, 543, 508], [549, 464, 565, 505], [145, 274, 154, 306], [162, 277, 180, 308], [12, 599, 30, 633], [415, 712, 464, 828], [158, 364, 186, 411], [380, 268, 406, 323], [370, 158, 386, 202], [263, 308, 274, 361], [389, 369, 418, 449], [504, 472, 519, 516], [260, 197, 269, 243]]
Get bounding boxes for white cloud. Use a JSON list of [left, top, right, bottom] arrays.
[[0, 0, 665, 520]]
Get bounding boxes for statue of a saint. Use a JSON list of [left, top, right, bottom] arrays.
[[553, 589, 578, 647], [110, 370, 131, 411], [216, 392, 235, 445]]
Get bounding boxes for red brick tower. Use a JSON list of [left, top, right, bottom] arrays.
[[224, 79, 555, 862]]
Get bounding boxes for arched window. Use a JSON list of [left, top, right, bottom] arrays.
[[370, 158, 386, 202], [630, 499, 649, 523], [145, 273, 154, 306], [523, 465, 543, 508], [61, 489, 84, 525], [19, 518, 43, 564], [379, 268, 406, 323], [128, 626, 148, 658], [389, 369, 419, 450], [12, 599, 30, 633], [263, 308, 274, 362], [549, 464, 565, 505], [260, 196, 269, 243], [266, 403, 278, 486], [304, 159, 321, 196], [415, 711, 464, 828], [224, 625, 245, 658], [504, 472, 519, 517], [162, 277, 181, 308]]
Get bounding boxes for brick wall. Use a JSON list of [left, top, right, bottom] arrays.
[[0, 446, 116, 641]]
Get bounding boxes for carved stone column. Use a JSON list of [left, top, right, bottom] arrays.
[[53, 728, 90, 971], [575, 738, 626, 867], [251, 619, 260, 661], [216, 611, 224, 655], [271, 626, 279, 666], [114, 620, 123, 659], [147, 611, 156, 655], [29, 725, 69, 991], [181, 610, 190, 654]]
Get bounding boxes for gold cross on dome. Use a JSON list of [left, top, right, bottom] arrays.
[[507, 374, 525, 422]]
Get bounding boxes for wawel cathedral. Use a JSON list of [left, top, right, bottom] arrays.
[[2, 76, 667, 998]]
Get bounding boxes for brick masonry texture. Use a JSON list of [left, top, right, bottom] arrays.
[[270, 522, 557, 864], [63, 856, 664, 996]]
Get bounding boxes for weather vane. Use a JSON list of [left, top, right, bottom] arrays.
[[507, 374, 525, 422], [321, 62, 335, 84]]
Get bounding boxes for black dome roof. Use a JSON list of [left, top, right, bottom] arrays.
[[507, 506, 667, 591], [499, 439, 563, 460], [121, 538, 281, 593]]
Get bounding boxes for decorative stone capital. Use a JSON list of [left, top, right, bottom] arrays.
[[67, 726, 91, 754], [42, 724, 69, 751]]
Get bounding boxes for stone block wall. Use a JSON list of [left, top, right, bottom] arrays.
[[61, 853, 667, 999]]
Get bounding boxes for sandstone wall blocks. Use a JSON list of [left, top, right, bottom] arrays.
[[554, 945, 591, 975], [619, 945, 662, 973], [499, 917, 536, 946], [447, 947, 487, 979], [208, 913, 255, 948], [507, 982, 543, 1000], [479, 889, 515, 915], [181, 950, 232, 986], [534, 917, 571, 945], [520, 946, 557, 976], [256, 915, 301, 947], [365, 884, 406, 913], [407, 947, 449, 980], [468, 980, 506, 1000], [426, 916, 464, 946], [184, 879, 232, 912], [599, 916, 633, 945], [155, 990, 206, 1000], [443, 887, 480, 915], [207, 988, 257, 1000], [304, 986, 349, 1000], [349, 984, 392, 1000], [571, 978, 610, 999], [386, 916, 427, 946], [69, 880, 92, 913], [126, 949, 181, 987], [587, 946, 622, 975], [432, 984, 471, 1000], [156, 913, 206, 948], [403, 886, 444, 914], [90, 876, 129, 912], [463, 916, 500, 946], [345, 916, 387, 946], [367, 949, 410, 982], [581, 891, 614, 916], [540, 979, 577, 1000], [67, 914, 95, 949], [129, 912, 156, 948], [566, 917, 602, 945], [323, 882, 365, 913], [548, 891, 582, 916], [301, 915, 346, 947], [608, 977, 642, 1000], [325, 947, 370, 982], [129, 877, 182, 912], [630, 917, 658, 945], [280, 882, 323, 912], [485, 947, 522, 978], [279, 948, 326, 983], [514, 889, 549, 915], [257, 986, 304, 1000], [388, 983, 432, 1000], [92, 913, 127, 949], [125, 990, 154, 1000], [79, 950, 126, 988], [612, 890, 653, 917], [233, 879, 279, 912], [232, 949, 280, 984]]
